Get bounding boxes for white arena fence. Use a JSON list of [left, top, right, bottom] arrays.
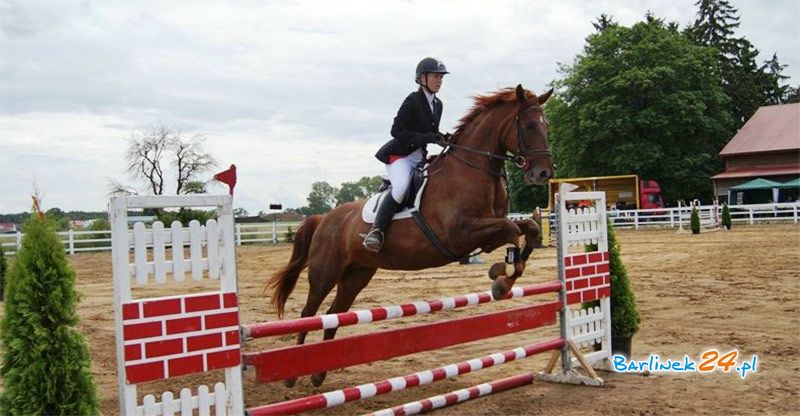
[[0, 222, 299, 256], [605, 202, 800, 230], [1, 202, 798, 256]]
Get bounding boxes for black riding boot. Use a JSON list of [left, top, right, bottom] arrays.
[[362, 195, 400, 252]]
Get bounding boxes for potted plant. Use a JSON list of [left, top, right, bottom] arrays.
[[606, 222, 640, 357], [585, 222, 640, 357], [690, 205, 701, 234]]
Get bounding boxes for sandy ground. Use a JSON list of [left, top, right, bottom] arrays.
[[1, 224, 799, 415]]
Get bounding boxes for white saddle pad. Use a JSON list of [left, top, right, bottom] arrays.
[[361, 179, 429, 224]]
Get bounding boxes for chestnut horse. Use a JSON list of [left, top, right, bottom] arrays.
[[267, 84, 553, 386]]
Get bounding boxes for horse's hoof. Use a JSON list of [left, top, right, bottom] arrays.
[[311, 372, 327, 387], [488, 262, 507, 281], [491, 276, 515, 300], [283, 378, 297, 388]]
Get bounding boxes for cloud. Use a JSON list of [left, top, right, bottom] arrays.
[[1, 0, 797, 214]]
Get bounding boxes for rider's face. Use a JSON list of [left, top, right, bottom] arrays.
[[421, 73, 444, 93]]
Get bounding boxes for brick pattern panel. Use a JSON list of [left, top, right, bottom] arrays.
[[563, 251, 611, 305], [121, 291, 240, 384]]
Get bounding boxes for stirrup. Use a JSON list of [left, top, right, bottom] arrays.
[[362, 228, 384, 252]]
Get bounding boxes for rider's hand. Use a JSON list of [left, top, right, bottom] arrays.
[[427, 132, 447, 146]]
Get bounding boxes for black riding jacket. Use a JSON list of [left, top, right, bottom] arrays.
[[375, 88, 442, 164]]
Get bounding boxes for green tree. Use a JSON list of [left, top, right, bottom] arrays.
[[335, 176, 383, 206], [0, 213, 99, 415], [685, 0, 786, 127], [307, 181, 337, 214], [548, 15, 731, 204], [760, 53, 792, 105], [506, 161, 548, 212], [785, 86, 800, 104], [156, 209, 215, 225], [86, 218, 110, 231], [41, 207, 70, 231]]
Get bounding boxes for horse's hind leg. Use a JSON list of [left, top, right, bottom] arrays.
[[282, 261, 340, 387], [310, 264, 377, 387]]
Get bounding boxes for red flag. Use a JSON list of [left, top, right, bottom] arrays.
[[214, 164, 237, 196]]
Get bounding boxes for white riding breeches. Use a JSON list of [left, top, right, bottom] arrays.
[[385, 149, 423, 204]]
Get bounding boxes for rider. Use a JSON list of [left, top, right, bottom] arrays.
[[362, 57, 449, 252]]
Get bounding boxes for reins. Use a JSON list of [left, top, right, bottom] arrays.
[[439, 105, 551, 178]]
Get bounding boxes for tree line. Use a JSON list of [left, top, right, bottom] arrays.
[[302, 1, 797, 214], [9, 1, 787, 221], [541, 1, 796, 207]]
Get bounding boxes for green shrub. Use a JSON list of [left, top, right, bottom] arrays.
[[0, 213, 99, 415], [156, 208, 215, 225], [584, 222, 640, 338], [75, 219, 112, 249], [284, 226, 295, 243], [690, 206, 701, 234], [607, 223, 640, 337], [721, 203, 732, 230], [0, 243, 6, 302]]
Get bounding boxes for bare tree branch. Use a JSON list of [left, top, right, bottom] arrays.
[[107, 180, 139, 197], [125, 125, 177, 195], [110, 124, 218, 197], [173, 134, 217, 194]]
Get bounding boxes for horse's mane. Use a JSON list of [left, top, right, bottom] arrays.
[[452, 87, 537, 137]]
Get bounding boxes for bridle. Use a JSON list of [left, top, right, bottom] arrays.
[[442, 105, 551, 177]]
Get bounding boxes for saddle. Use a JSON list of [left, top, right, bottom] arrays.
[[361, 160, 459, 262], [362, 166, 427, 224]]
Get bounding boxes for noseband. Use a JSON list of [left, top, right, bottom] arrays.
[[513, 105, 551, 171]]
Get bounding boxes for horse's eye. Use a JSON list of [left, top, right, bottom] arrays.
[[526, 123, 535, 129]]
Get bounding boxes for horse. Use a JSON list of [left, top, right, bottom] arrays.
[[267, 84, 554, 387]]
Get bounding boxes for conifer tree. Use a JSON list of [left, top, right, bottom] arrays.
[[721, 203, 732, 229], [691, 206, 701, 234], [0, 243, 6, 301], [606, 221, 640, 338], [686, 0, 791, 127], [0, 208, 99, 415]]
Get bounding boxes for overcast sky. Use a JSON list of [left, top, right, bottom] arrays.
[[1, 0, 798, 215]]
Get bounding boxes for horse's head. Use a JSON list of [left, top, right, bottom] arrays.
[[510, 84, 554, 186]]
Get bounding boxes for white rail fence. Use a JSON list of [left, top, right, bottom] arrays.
[[2, 202, 798, 256], [0, 222, 299, 256], [606, 202, 800, 230]]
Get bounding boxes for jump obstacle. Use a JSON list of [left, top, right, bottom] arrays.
[[111, 185, 613, 415], [676, 199, 722, 233]]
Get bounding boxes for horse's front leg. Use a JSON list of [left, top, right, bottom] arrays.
[[514, 218, 541, 263], [488, 219, 542, 298], [460, 217, 527, 299]]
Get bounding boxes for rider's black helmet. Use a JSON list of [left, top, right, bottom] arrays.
[[415, 57, 449, 82]]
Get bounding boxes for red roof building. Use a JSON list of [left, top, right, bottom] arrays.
[[712, 103, 800, 202]]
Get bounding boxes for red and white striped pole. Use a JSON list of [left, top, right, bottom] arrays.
[[244, 282, 562, 339], [365, 372, 535, 416], [247, 338, 563, 415]]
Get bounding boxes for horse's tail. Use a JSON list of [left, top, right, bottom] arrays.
[[266, 214, 323, 318]]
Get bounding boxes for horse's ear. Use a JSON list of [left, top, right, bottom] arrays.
[[515, 84, 526, 107], [538, 88, 554, 105]]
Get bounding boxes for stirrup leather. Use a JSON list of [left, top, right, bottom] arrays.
[[362, 228, 384, 252]]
